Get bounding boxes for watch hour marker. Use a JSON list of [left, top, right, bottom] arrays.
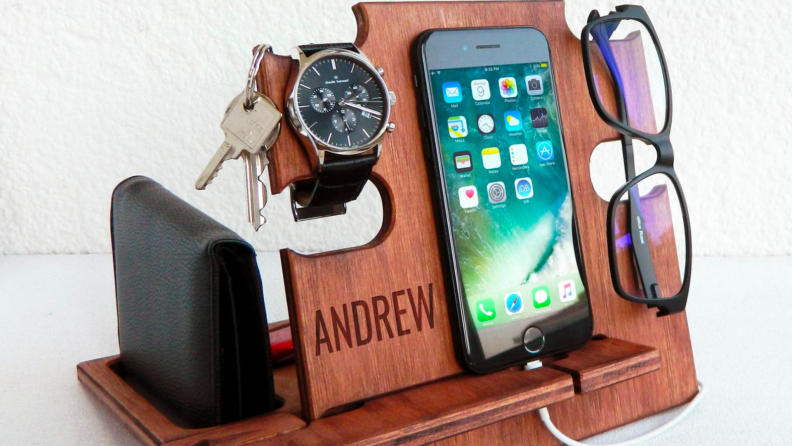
[[364, 77, 373, 84], [312, 66, 320, 75], [309, 122, 318, 129], [363, 129, 371, 138], [347, 135, 351, 145], [331, 59, 336, 70], [300, 83, 311, 90], [350, 64, 355, 73], [327, 133, 333, 143]]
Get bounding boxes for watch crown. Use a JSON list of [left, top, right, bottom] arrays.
[[286, 99, 301, 129], [389, 91, 397, 106], [386, 122, 396, 132], [376, 66, 385, 77]]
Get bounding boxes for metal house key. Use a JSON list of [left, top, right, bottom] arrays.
[[195, 44, 281, 230]]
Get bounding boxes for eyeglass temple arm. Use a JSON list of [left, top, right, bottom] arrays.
[[593, 21, 661, 301]]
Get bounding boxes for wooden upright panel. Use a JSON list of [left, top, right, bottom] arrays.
[[257, 0, 698, 424]]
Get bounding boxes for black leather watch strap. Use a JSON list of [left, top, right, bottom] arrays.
[[300, 42, 357, 57], [292, 152, 377, 209]]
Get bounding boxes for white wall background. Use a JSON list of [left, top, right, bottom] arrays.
[[1, 0, 790, 256]]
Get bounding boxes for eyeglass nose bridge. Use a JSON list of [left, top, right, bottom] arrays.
[[653, 139, 674, 167]]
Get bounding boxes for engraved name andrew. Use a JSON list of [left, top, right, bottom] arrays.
[[314, 283, 435, 356]]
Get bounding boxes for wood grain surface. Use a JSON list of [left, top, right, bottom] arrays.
[[78, 336, 666, 445], [77, 353, 574, 446], [253, 366, 573, 446], [76, 357, 306, 446], [546, 336, 661, 394], [256, 0, 697, 423], [77, 1, 699, 444]]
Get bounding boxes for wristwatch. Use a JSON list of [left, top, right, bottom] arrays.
[[286, 43, 396, 221]]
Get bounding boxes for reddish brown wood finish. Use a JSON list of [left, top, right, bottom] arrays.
[[547, 337, 661, 394], [263, 2, 468, 418], [254, 366, 573, 446], [256, 0, 697, 423], [76, 357, 306, 446], [77, 1, 698, 444], [79, 333, 663, 445]]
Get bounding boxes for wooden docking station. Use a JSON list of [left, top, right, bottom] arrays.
[[77, 1, 698, 445]]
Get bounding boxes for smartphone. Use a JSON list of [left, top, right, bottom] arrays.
[[414, 27, 593, 373]]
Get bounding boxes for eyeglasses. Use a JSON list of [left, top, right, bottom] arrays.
[[581, 5, 691, 316]]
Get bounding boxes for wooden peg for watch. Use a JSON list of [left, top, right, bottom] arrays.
[[78, 1, 699, 444]]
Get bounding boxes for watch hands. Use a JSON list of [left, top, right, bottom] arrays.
[[342, 101, 381, 116], [343, 114, 351, 132]]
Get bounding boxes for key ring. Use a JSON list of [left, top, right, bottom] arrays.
[[245, 44, 270, 110]]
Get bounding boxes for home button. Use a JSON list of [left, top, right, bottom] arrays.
[[523, 327, 545, 353]]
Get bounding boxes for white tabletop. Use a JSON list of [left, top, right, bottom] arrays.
[[1, 254, 789, 445]]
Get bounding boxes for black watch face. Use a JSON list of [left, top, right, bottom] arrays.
[[295, 55, 388, 150]]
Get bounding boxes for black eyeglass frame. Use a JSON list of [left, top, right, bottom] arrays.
[[580, 5, 692, 316]]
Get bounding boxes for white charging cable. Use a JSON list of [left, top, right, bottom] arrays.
[[527, 361, 706, 446]]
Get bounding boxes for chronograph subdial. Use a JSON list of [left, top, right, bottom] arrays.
[[331, 109, 357, 133], [343, 84, 369, 103], [310, 87, 336, 113]]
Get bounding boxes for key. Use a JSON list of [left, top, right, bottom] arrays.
[[243, 151, 270, 229], [236, 93, 280, 230], [195, 93, 281, 191], [194, 44, 280, 230], [195, 96, 241, 190]]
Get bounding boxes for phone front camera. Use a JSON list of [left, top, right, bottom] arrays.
[[462, 45, 469, 52]]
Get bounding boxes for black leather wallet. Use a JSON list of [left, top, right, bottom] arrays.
[[111, 176, 280, 428]]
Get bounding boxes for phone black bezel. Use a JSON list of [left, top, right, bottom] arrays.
[[412, 27, 593, 374]]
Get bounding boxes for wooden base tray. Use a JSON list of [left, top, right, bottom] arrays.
[[77, 335, 660, 446]]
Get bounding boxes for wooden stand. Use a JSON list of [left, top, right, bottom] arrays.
[[77, 1, 698, 444], [78, 334, 660, 446]]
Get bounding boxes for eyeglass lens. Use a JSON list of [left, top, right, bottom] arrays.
[[612, 173, 686, 300], [588, 19, 667, 135]]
